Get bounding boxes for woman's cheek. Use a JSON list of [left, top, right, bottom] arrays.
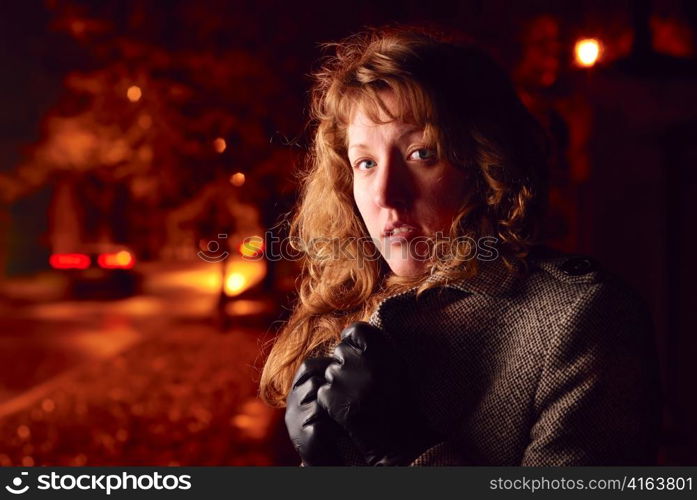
[[353, 182, 377, 233]]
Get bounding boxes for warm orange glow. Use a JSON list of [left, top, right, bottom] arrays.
[[229, 172, 245, 186], [98, 251, 135, 269], [213, 137, 227, 153], [17, 425, 31, 439], [225, 299, 270, 316], [224, 272, 247, 296], [575, 39, 601, 67], [70, 20, 86, 36], [127, 85, 142, 102], [138, 114, 152, 129], [230, 398, 275, 440], [239, 236, 264, 257], [50, 253, 90, 270], [41, 399, 56, 413]]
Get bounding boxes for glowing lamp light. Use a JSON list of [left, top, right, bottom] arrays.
[[213, 137, 227, 153], [239, 236, 264, 258], [50, 253, 90, 270], [224, 272, 247, 296], [127, 85, 142, 102], [98, 250, 135, 269], [575, 38, 601, 67], [229, 172, 245, 187]]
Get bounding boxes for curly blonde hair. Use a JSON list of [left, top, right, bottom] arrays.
[[259, 25, 548, 407]]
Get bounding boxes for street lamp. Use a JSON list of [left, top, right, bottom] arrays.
[[575, 38, 601, 67]]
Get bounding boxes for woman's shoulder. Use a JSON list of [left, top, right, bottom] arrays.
[[442, 246, 642, 307], [437, 245, 652, 341], [524, 246, 646, 306], [516, 247, 653, 336], [526, 246, 603, 285]]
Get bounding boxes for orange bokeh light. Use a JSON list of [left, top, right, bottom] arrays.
[[239, 236, 264, 258], [127, 85, 142, 102], [574, 38, 601, 67], [213, 137, 227, 153], [229, 172, 245, 186], [98, 250, 135, 269], [224, 272, 247, 296]]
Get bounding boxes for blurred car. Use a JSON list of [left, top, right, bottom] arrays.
[[49, 244, 141, 299]]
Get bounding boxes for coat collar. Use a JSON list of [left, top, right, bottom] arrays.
[[427, 258, 520, 297], [369, 259, 519, 329]]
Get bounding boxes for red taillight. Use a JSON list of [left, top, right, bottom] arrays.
[[50, 253, 90, 270], [97, 250, 135, 269]]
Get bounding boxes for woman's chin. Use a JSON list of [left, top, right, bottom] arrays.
[[386, 259, 427, 278]]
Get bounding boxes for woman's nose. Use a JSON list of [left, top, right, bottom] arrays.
[[372, 154, 409, 209]]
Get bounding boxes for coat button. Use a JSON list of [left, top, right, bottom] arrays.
[[560, 257, 596, 276]]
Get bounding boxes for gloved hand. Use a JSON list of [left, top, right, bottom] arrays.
[[285, 357, 346, 466], [316, 321, 442, 466]]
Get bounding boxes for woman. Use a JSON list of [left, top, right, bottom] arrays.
[[259, 26, 661, 466]]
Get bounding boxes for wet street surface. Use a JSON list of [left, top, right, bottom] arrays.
[[0, 261, 298, 466]]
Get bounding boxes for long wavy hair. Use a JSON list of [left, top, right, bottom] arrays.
[[260, 26, 549, 407]]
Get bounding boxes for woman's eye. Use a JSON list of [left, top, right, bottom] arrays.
[[408, 148, 437, 161], [355, 159, 377, 170]]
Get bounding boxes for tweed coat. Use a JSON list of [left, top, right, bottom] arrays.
[[304, 249, 661, 466]]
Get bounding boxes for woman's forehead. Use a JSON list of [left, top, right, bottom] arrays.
[[345, 89, 413, 124], [343, 91, 430, 141], [347, 106, 425, 145]]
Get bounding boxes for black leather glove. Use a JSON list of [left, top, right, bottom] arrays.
[[316, 321, 442, 466], [285, 357, 346, 466]]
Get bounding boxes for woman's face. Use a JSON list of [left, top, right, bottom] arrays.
[[347, 92, 468, 277]]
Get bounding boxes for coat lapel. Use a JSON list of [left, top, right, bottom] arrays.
[[367, 258, 520, 433]]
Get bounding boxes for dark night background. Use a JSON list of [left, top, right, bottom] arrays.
[[0, 0, 695, 465]]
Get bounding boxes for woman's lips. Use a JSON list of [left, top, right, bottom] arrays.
[[383, 224, 418, 243]]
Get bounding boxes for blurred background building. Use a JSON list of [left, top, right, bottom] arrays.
[[0, 0, 695, 465]]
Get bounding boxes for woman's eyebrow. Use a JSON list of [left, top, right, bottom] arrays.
[[399, 126, 425, 138], [348, 129, 425, 153]]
